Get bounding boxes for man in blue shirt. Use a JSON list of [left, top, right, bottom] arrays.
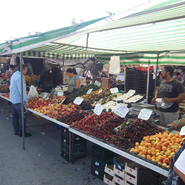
[[9, 64, 31, 137]]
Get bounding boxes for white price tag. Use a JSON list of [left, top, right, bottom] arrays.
[[110, 87, 118, 94], [94, 80, 101, 87], [138, 108, 153, 120], [98, 89, 102, 94], [114, 104, 129, 118], [60, 97, 66, 104], [57, 91, 63, 96], [86, 88, 93, 95], [73, 97, 84, 105], [93, 103, 104, 116], [43, 93, 48, 99], [127, 90, 136, 96]]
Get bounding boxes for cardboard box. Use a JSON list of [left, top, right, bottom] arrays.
[[101, 78, 111, 89]]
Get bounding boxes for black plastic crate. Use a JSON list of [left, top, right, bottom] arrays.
[[91, 165, 104, 180], [61, 141, 87, 162], [92, 145, 115, 162], [61, 126, 69, 138], [61, 141, 87, 153], [137, 168, 159, 185]]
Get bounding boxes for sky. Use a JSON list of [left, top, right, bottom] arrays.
[[0, 0, 166, 43]]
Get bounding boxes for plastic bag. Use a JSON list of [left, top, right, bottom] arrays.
[[28, 85, 38, 99], [155, 98, 173, 109]]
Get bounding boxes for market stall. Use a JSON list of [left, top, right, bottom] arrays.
[[1, 1, 185, 184]]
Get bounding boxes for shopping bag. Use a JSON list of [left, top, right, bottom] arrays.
[[28, 85, 38, 99]]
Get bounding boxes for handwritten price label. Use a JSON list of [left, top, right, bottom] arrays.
[[138, 108, 153, 120], [93, 103, 104, 116], [127, 89, 136, 96], [86, 88, 93, 95], [114, 104, 129, 118], [57, 91, 63, 96], [94, 80, 101, 87], [110, 87, 118, 94], [98, 89, 102, 94], [73, 97, 84, 105]]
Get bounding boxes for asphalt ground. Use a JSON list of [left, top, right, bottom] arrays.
[[0, 99, 104, 185]]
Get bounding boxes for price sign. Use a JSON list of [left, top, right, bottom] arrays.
[[93, 103, 104, 116], [94, 80, 101, 87], [110, 87, 118, 94], [114, 104, 129, 118], [60, 97, 66, 104], [73, 97, 84, 105], [127, 90, 136, 96], [43, 93, 48, 99], [98, 89, 102, 94], [86, 88, 93, 95], [138, 108, 153, 120], [57, 91, 63, 96]]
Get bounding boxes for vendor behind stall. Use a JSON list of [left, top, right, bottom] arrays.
[[66, 68, 80, 92]]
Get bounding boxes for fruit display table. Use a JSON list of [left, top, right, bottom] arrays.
[[69, 127, 168, 177], [0, 94, 169, 177]]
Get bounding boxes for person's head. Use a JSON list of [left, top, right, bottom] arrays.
[[66, 68, 77, 78], [120, 68, 124, 73], [162, 66, 174, 78], [176, 72, 180, 76], [180, 126, 185, 138], [9, 65, 15, 71], [18, 64, 27, 75]]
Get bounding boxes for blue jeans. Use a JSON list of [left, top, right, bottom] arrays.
[[12, 103, 27, 135]]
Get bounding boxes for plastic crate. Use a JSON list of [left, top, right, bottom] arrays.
[[92, 145, 115, 162], [137, 168, 159, 185], [91, 165, 104, 180], [61, 127, 86, 145]]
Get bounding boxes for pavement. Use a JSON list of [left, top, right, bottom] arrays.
[[0, 99, 104, 185]]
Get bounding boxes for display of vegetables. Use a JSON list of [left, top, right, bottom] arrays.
[[69, 84, 99, 99]]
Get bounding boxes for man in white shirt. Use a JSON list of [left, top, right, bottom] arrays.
[[84, 69, 91, 80]]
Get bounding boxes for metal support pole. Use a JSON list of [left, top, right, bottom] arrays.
[[124, 64, 126, 92], [20, 53, 25, 149], [93, 58, 96, 83], [153, 51, 159, 97], [146, 60, 150, 104]]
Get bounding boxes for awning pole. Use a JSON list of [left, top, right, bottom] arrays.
[[20, 53, 25, 149], [93, 58, 96, 83], [146, 60, 150, 104], [153, 51, 159, 97]]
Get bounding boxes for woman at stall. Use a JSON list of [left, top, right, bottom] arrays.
[[66, 68, 80, 92]]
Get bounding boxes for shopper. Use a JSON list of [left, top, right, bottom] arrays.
[[66, 68, 80, 92], [9, 64, 31, 137], [151, 66, 185, 126], [175, 72, 184, 84], [163, 126, 185, 185], [84, 68, 91, 80]]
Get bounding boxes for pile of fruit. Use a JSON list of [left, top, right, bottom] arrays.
[[0, 85, 9, 93], [117, 120, 164, 149], [28, 98, 51, 109], [63, 96, 92, 110], [81, 89, 111, 103], [57, 111, 89, 125], [130, 132, 184, 168]]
